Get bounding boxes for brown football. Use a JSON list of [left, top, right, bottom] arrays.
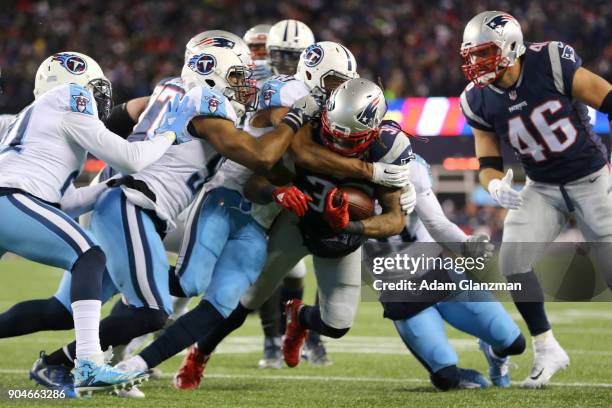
[[333, 186, 375, 220]]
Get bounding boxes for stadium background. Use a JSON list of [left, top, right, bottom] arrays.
[[2, 0, 611, 243]]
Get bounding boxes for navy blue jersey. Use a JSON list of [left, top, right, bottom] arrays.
[[461, 41, 606, 184], [294, 121, 414, 258]]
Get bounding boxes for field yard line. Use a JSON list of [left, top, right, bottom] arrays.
[[2, 369, 612, 388]]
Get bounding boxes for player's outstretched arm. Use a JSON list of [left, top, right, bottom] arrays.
[[194, 117, 296, 173], [105, 96, 150, 138], [571, 67, 612, 113]]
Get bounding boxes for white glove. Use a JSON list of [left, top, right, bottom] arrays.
[[462, 234, 495, 260], [399, 182, 417, 215], [487, 169, 522, 209], [372, 162, 411, 188]]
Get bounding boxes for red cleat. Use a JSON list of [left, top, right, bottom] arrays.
[[173, 345, 211, 390], [282, 299, 309, 367]]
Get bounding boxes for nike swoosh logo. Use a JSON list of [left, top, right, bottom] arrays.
[[383, 169, 396, 174], [530, 368, 544, 380], [36, 369, 57, 386], [589, 176, 600, 183]]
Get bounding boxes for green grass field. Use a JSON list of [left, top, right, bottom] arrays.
[[0, 257, 611, 407]]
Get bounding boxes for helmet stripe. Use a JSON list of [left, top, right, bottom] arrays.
[[294, 20, 299, 37], [339, 44, 352, 71], [283, 21, 289, 41]]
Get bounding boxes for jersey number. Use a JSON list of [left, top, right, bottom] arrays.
[[306, 176, 336, 213], [507, 100, 577, 162]]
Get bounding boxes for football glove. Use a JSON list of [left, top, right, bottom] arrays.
[[154, 94, 196, 144], [400, 182, 417, 215], [272, 186, 312, 217], [488, 169, 522, 209], [461, 234, 495, 261], [372, 162, 411, 188], [324, 187, 350, 231]]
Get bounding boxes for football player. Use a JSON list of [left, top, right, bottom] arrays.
[[364, 145, 525, 390], [460, 11, 612, 388], [243, 23, 273, 81], [0, 52, 192, 395], [168, 78, 414, 386]]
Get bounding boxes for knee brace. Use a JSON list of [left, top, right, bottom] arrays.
[[70, 246, 106, 302]]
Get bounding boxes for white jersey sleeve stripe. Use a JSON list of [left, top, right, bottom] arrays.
[[460, 91, 492, 129], [547, 41, 565, 95], [12, 193, 93, 253], [123, 198, 160, 310]]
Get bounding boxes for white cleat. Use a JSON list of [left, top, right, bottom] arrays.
[[521, 331, 569, 389], [111, 386, 145, 398]]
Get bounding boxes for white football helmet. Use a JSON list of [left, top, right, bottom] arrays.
[[243, 24, 272, 60], [266, 19, 314, 74], [181, 47, 257, 117], [33, 51, 113, 121], [185, 30, 252, 65], [295, 41, 359, 100], [321, 78, 386, 156], [460, 11, 526, 87]]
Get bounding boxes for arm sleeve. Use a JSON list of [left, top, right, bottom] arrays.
[[416, 188, 468, 253], [60, 182, 110, 218], [62, 112, 172, 174]]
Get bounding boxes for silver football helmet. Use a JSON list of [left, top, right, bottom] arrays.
[[185, 30, 252, 65], [321, 78, 387, 156], [460, 11, 526, 87], [266, 19, 315, 75]]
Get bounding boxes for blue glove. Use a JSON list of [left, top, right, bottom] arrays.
[[154, 94, 196, 144]]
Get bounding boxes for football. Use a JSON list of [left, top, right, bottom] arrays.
[[333, 186, 375, 220]]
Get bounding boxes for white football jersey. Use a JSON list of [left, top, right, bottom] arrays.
[[205, 75, 309, 229], [122, 85, 238, 228], [0, 84, 173, 204]]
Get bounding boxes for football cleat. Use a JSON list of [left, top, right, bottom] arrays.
[[173, 345, 210, 390], [29, 351, 76, 398], [258, 336, 283, 369], [73, 358, 148, 397], [111, 385, 145, 398], [303, 339, 333, 366], [522, 333, 569, 389], [457, 368, 490, 389], [479, 339, 510, 387], [282, 299, 309, 368]]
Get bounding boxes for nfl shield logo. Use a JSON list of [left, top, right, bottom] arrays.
[[509, 90, 517, 101]]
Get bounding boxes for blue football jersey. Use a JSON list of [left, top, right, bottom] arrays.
[[460, 41, 606, 184], [294, 121, 413, 258]]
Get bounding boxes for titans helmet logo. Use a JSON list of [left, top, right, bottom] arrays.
[[303, 44, 325, 68], [52, 53, 87, 75], [188, 54, 217, 75], [485, 14, 514, 35], [356, 96, 381, 127]]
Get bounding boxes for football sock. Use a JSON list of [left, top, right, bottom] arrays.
[[197, 302, 251, 355], [298, 305, 349, 339], [69, 246, 105, 302], [71, 299, 102, 359], [492, 333, 526, 358], [140, 300, 223, 368], [506, 271, 551, 336], [0, 297, 72, 338], [259, 288, 281, 338], [430, 365, 460, 390], [56, 305, 168, 368]]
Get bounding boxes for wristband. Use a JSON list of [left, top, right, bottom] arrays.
[[343, 221, 365, 235], [281, 109, 302, 133]]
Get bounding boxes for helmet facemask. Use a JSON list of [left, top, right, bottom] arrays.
[[460, 41, 512, 87], [268, 48, 302, 75], [321, 110, 378, 157], [223, 65, 258, 113], [88, 78, 113, 122]]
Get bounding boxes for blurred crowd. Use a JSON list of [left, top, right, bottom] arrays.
[[1, 0, 610, 113]]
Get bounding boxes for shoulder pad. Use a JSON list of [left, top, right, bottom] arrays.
[[259, 75, 308, 109], [186, 86, 237, 124], [370, 123, 414, 165], [68, 84, 96, 116]]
